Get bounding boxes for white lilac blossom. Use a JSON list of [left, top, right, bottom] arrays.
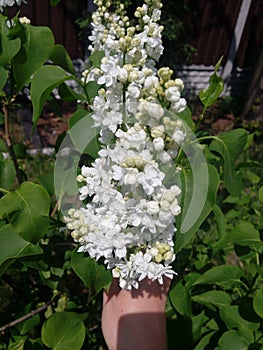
[[0, 0, 26, 12], [65, 0, 188, 290]]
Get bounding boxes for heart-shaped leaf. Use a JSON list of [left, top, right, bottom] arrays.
[[71, 249, 112, 297], [0, 182, 50, 243], [41, 312, 85, 350]]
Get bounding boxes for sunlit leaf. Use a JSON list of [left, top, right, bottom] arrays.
[[210, 128, 247, 196], [12, 24, 55, 92], [0, 182, 50, 242], [71, 249, 112, 297], [41, 312, 85, 350], [217, 328, 254, 350], [175, 163, 219, 253], [30, 65, 72, 128], [192, 265, 243, 287], [192, 290, 231, 311], [169, 281, 192, 317]]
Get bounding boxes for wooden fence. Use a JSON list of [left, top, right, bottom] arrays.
[[8, 0, 262, 97]]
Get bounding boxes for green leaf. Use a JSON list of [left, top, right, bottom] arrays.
[[8, 339, 25, 350], [50, 0, 62, 5], [217, 328, 254, 350], [0, 66, 8, 90], [253, 286, 263, 318], [88, 50, 105, 68], [0, 15, 21, 66], [258, 186, 263, 204], [175, 106, 195, 130], [69, 110, 101, 158], [0, 182, 50, 243], [214, 222, 262, 251], [58, 83, 81, 102], [192, 265, 243, 287], [68, 108, 89, 129], [213, 204, 226, 236], [169, 281, 192, 317], [30, 65, 72, 128], [37, 173, 55, 196], [41, 312, 85, 350], [0, 138, 7, 152], [210, 128, 248, 196], [193, 331, 216, 350], [198, 57, 224, 109], [0, 159, 16, 190], [192, 290, 231, 311], [49, 44, 75, 74], [175, 163, 219, 253], [219, 305, 260, 331], [192, 311, 209, 343], [16, 311, 40, 335], [85, 80, 101, 103], [71, 249, 112, 297], [12, 24, 55, 92], [0, 224, 43, 275]]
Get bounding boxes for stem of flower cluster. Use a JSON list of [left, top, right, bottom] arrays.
[[2, 104, 23, 185]]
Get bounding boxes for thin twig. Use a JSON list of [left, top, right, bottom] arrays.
[[0, 294, 61, 333], [51, 201, 59, 217]]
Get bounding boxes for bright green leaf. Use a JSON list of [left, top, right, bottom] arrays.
[[192, 311, 209, 343], [71, 249, 112, 297], [175, 163, 219, 253], [175, 106, 195, 130], [169, 281, 192, 317], [41, 312, 85, 350], [68, 109, 102, 161], [214, 222, 262, 251], [12, 24, 55, 92], [30, 65, 72, 128], [198, 57, 224, 109], [0, 15, 21, 66], [192, 290, 231, 311], [213, 204, 226, 236], [88, 50, 105, 68], [219, 305, 260, 331], [210, 128, 248, 196], [258, 186, 263, 204], [253, 286, 263, 318], [8, 339, 25, 350], [85, 80, 101, 103], [217, 328, 254, 350], [0, 182, 50, 243], [193, 331, 216, 350], [0, 160, 16, 190], [49, 44, 75, 74], [192, 265, 243, 287]]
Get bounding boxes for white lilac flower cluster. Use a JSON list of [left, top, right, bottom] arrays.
[[0, 0, 26, 12], [65, 0, 187, 290]]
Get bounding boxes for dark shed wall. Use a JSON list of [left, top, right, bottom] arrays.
[[8, 0, 86, 59], [7, 0, 263, 66]]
